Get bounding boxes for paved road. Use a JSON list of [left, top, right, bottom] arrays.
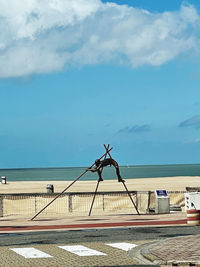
[[0, 226, 199, 267], [0, 225, 199, 246]]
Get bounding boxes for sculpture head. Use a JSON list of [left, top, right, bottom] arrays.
[[95, 159, 100, 166]]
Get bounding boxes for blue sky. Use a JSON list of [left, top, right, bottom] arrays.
[[0, 0, 200, 168]]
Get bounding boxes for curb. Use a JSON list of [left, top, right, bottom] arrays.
[[127, 241, 159, 265], [140, 241, 164, 265]]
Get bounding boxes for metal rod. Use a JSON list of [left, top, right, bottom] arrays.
[[89, 144, 110, 215], [105, 144, 110, 152], [100, 144, 109, 174], [88, 179, 100, 216], [104, 144, 109, 159], [122, 181, 140, 215], [30, 147, 113, 221], [104, 144, 140, 215], [104, 144, 112, 158]]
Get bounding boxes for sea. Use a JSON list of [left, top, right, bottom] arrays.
[[0, 164, 200, 182]]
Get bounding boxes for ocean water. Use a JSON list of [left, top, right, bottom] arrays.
[[0, 164, 200, 181]]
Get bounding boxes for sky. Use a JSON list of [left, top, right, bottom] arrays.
[[0, 0, 200, 168]]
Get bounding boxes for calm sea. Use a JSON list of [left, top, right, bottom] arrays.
[[0, 164, 200, 181]]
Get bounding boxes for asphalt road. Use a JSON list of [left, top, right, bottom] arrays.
[[0, 225, 199, 247]]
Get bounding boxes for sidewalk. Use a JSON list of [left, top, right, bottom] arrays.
[[0, 212, 187, 233], [139, 233, 200, 266]]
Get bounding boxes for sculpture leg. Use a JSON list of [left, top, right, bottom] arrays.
[[122, 181, 140, 215], [88, 179, 100, 216], [97, 169, 103, 181], [116, 166, 125, 182]]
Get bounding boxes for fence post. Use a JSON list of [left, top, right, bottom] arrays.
[[69, 194, 72, 213], [0, 196, 3, 217], [136, 192, 138, 211], [35, 195, 37, 213], [147, 191, 151, 213], [102, 193, 105, 211]]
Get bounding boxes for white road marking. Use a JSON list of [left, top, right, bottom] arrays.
[[58, 245, 107, 256], [106, 242, 137, 251], [10, 248, 53, 258]]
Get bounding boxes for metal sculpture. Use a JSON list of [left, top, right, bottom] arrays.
[[88, 158, 125, 183], [30, 144, 139, 221], [88, 144, 139, 216]]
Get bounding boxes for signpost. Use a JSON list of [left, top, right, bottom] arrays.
[[155, 190, 170, 214]]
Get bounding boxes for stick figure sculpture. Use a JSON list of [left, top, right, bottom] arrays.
[[88, 144, 139, 216], [89, 158, 125, 182], [30, 144, 139, 221]]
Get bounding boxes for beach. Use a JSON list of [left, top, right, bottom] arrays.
[[0, 176, 199, 194], [0, 176, 197, 218]]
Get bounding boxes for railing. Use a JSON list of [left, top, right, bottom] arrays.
[[0, 191, 186, 218]]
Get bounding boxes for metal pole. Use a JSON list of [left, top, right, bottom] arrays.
[[104, 144, 112, 158], [88, 179, 100, 216], [88, 144, 110, 216], [30, 147, 113, 221], [122, 181, 140, 215], [104, 144, 140, 215]]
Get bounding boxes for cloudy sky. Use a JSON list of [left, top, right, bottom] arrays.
[[0, 0, 200, 168]]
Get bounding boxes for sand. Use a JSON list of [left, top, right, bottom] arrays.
[[1, 176, 196, 218], [0, 176, 199, 194]]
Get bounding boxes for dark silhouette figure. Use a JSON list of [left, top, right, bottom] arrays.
[[89, 158, 125, 182]]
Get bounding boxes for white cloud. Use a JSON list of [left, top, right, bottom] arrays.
[[0, 0, 199, 77]]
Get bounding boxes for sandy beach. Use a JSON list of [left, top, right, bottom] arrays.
[[0, 176, 197, 218], [0, 176, 199, 194]]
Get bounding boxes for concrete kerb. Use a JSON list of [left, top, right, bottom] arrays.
[[127, 241, 159, 265], [139, 241, 165, 265]]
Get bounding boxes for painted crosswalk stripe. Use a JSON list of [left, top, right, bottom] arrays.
[[10, 248, 53, 258], [58, 245, 107, 256], [106, 242, 137, 251]]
